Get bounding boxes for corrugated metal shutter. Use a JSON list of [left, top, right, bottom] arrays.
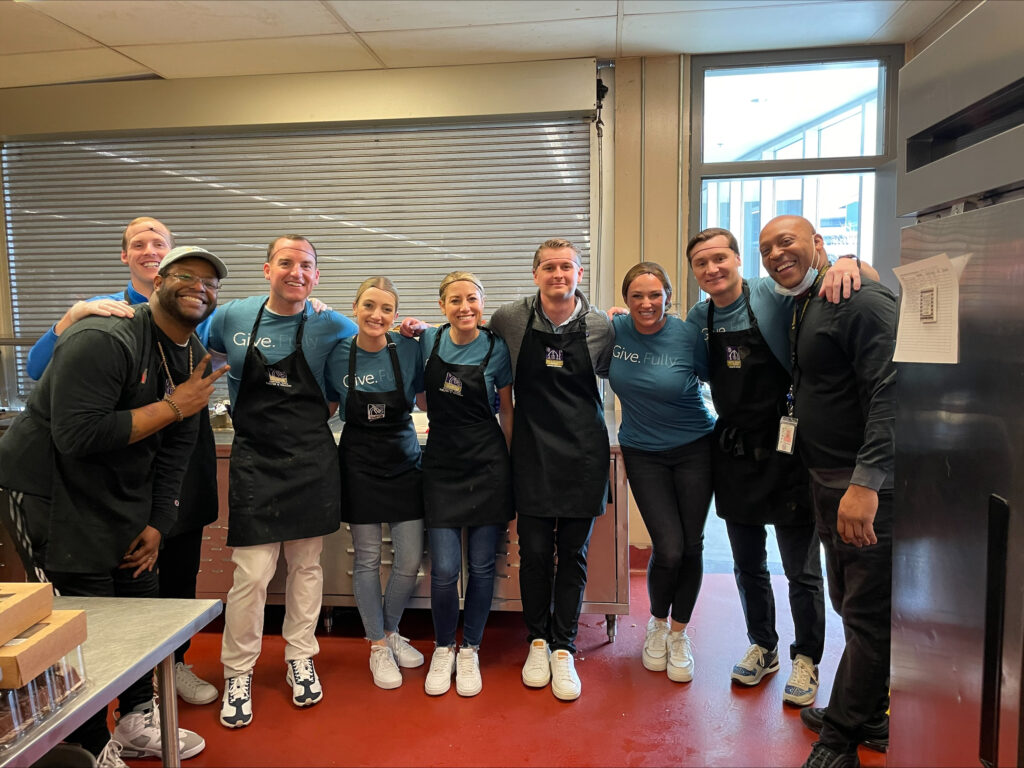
[[2, 117, 591, 398]]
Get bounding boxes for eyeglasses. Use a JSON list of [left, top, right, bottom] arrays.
[[166, 272, 221, 290]]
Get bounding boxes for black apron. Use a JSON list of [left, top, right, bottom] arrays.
[[338, 333, 424, 525], [510, 303, 609, 519], [707, 282, 811, 526], [227, 302, 340, 546], [422, 325, 513, 528]]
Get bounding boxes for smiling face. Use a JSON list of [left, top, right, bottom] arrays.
[[353, 286, 398, 343], [625, 272, 669, 334], [759, 216, 824, 291], [533, 246, 583, 303], [153, 256, 219, 328], [120, 218, 172, 293], [689, 234, 743, 305], [264, 238, 319, 311], [440, 280, 484, 335]]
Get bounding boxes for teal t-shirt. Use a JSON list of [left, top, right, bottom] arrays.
[[607, 314, 714, 451], [421, 326, 513, 405], [685, 277, 794, 382], [324, 334, 425, 418], [207, 295, 357, 407]]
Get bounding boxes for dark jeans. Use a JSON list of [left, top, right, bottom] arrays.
[[47, 567, 159, 756], [428, 525, 501, 647], [726, 520, 825, 662], [812, 481, 893, 752], [158, 525, 204, 663], [621, 437, 712, 624], [517, 514, 595, 653]]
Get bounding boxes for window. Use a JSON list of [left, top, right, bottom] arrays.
[[689, 46, 902, 300]]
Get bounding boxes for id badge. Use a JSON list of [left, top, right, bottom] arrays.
[[777, 416, 798, 454]]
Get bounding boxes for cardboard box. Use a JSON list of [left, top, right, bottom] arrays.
[[0, 610, 87, 689], [0, 583, 53, 646]]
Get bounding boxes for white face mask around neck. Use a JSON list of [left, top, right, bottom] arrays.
[[774, 249, 823, 297]]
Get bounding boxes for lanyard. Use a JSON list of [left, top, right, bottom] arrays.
[[787, 263, 831, 415]]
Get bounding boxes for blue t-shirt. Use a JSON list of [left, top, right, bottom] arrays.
[[324, 334, 425, 419], [421, 327, 513, 404], [607, 314, 714, 451], [685, 277, 794, 382], [25, 281, 215, 380], [207, 295, 357, 407]]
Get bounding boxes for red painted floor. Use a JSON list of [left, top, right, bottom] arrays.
[[122, 573, 885, 768]]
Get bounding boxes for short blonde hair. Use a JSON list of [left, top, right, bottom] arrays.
[[439, 271, 485, 301], [533, 238, 581, 269], [354, 276, 399, 306]]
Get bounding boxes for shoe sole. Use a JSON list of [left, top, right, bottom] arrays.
[[456, 682, 482, 697], [395, 656, 425, 669], [782, 689, 816, 707], [552, 685, 581, 701], [373, 676, 403, 690], [642, 652, 668, 672], [179, 689, 219, 706], [119, 740, 207, 759], [522, 668, 551, 687], [219, 715, 252, 729], [730, 659, 780, 686], [667, 664, 693, 683], [801, 710, 888, 752], [425, 680, 452, 695]]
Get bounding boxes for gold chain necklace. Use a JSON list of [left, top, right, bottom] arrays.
[[156, 339, 193, 393]]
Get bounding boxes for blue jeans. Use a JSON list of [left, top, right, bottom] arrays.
[[351, 520, 424, 641], [428, 525, 501, 647]]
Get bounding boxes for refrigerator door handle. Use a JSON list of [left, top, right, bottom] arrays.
[[980, 494, 1010, 768]]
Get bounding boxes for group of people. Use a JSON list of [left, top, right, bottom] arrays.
[[0, 213, 895, 768]]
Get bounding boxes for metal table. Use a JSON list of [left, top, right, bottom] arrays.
[[1, 597, 222, 768]]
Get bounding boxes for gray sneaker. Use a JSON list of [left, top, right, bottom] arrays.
[[114, 700, 206, 758]]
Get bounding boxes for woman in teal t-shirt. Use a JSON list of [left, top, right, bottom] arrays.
[[607, 262, 714, 685]]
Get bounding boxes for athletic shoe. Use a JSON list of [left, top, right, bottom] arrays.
[[286, 657, 323, 707], [641, 617, 670, 671], [175, 662, 218, 705], [455, 647, 482, 697], [666, 629, 694, 683], [424, 646, 456, 695], [521, 639, 551, 688], [783, 654, 819, 706], [549, 650, 581, 701], [386, 632, 425, 668], [97, 740, 128, 768], [219, 673, 253, 729], [369, 644, 403, 689], [801, 741, 860, 768], [114, 700, 206, 758], [731, 643, 780, 686], [800, 707, 889, 752]]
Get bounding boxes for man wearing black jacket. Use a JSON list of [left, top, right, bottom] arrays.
[[759, 216, 896, 768], [0, 246, 228, 765]]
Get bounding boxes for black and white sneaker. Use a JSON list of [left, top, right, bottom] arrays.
[[286, 658, 323, 707], [219, 672, 253, 728]]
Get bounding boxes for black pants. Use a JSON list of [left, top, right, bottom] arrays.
[[517, 514, 595, 653], [47, 567, 159, 756], [726, 520, 825, 662], [812, 482, 892, 752], [158, 526, 204, 663], [621, 437, 712, 624]]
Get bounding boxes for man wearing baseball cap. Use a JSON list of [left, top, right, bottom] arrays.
[[0, 246, 228, 764]]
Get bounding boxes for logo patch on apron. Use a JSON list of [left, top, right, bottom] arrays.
[[367, 403, 386, 421], [267, 367, 292, 387], [726, 346, 743, 369], [441, 372, 463, 396], [544, 347, 564, 368]]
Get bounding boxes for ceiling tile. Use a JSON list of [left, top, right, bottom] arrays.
[[362, 17, 615, 68], [0, 1, 99, 54], [867, 0, 956, 43], [0, 47, 151, 88], [116, 34, 379, 79], [328, 0, 618, 32], [23, 0, 346, 46], [624, 0, 827, 12]]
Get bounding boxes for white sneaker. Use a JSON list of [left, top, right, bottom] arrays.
[[219, 673, 253, 729], [667, 629, 694, 683], [455, 647, 482, 697], [783, 653, 819, 706], [96, 741, 128, 768], [286, 657, 323, 707], [175, 662, 218, 705], [424, 646, 456, 696], [642, 617, 670, 671], [522, 639, 551, 688], [386, 631, 425, 668], [114, 700, 206, 759], [369, 644, 403, 689], [549, 649, 581, 701]]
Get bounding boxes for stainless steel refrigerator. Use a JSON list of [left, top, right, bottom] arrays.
[[891, 2, 1024, 766]]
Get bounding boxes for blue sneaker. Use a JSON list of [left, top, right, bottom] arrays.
[[783, 654, 819, 706], [286, 658, 323, 707], [730, 644, 779, 686]]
